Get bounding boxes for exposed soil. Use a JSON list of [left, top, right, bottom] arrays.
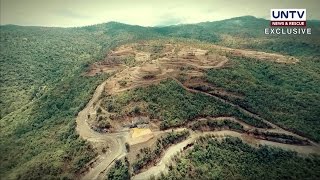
[[75, 41, 314, 180], [129, 128, 154, 145]]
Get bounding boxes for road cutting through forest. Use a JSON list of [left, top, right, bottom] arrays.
[[76, 43, 319, 180], [131, 130, 320, 180], [76, 77, 320, 180]]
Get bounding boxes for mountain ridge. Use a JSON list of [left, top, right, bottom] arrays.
[[1, 15, 319, 28]]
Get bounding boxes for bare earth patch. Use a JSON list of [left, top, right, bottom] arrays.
[[76, 41, 309, 180], [129, 128, 154, 145]]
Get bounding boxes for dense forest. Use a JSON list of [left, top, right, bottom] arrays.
[[1, 16, 320, 179], [0, 25, 156, 179]]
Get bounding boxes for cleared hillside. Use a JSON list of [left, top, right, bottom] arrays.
[[77, 40, 319, 179], [1, 16, 320, 179]]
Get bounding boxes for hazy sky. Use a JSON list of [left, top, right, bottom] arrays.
[[1, 0, 319, 27]]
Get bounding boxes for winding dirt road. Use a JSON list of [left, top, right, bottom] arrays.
[[76, 81, 130, 180], [76, 42, 318, 180], [76, 77, 320, 180], [171, 77, 320, 147], [132, 129, 320, 180]]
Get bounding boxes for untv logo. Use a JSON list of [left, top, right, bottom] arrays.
[[270, 9, 306, 26]]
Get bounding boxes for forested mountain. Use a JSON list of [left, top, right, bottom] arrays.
[[0, 16, 319, 179]]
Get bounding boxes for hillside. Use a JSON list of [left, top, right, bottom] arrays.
[[0, 16, 320, 179], [163, 137, 320, 180]]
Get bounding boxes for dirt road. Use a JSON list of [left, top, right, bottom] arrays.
[[132, 130, 320, 180], [76, 42, 316, 180], [76, 80, 129, 180], [171, 77, 320, 146], [77, 78, 320, 180]]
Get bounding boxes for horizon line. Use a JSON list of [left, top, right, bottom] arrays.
[[1, 15, 319, 28], [0, 15, 265, 28]]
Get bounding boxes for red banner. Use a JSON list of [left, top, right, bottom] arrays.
[[270, 21, 306, 26]]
